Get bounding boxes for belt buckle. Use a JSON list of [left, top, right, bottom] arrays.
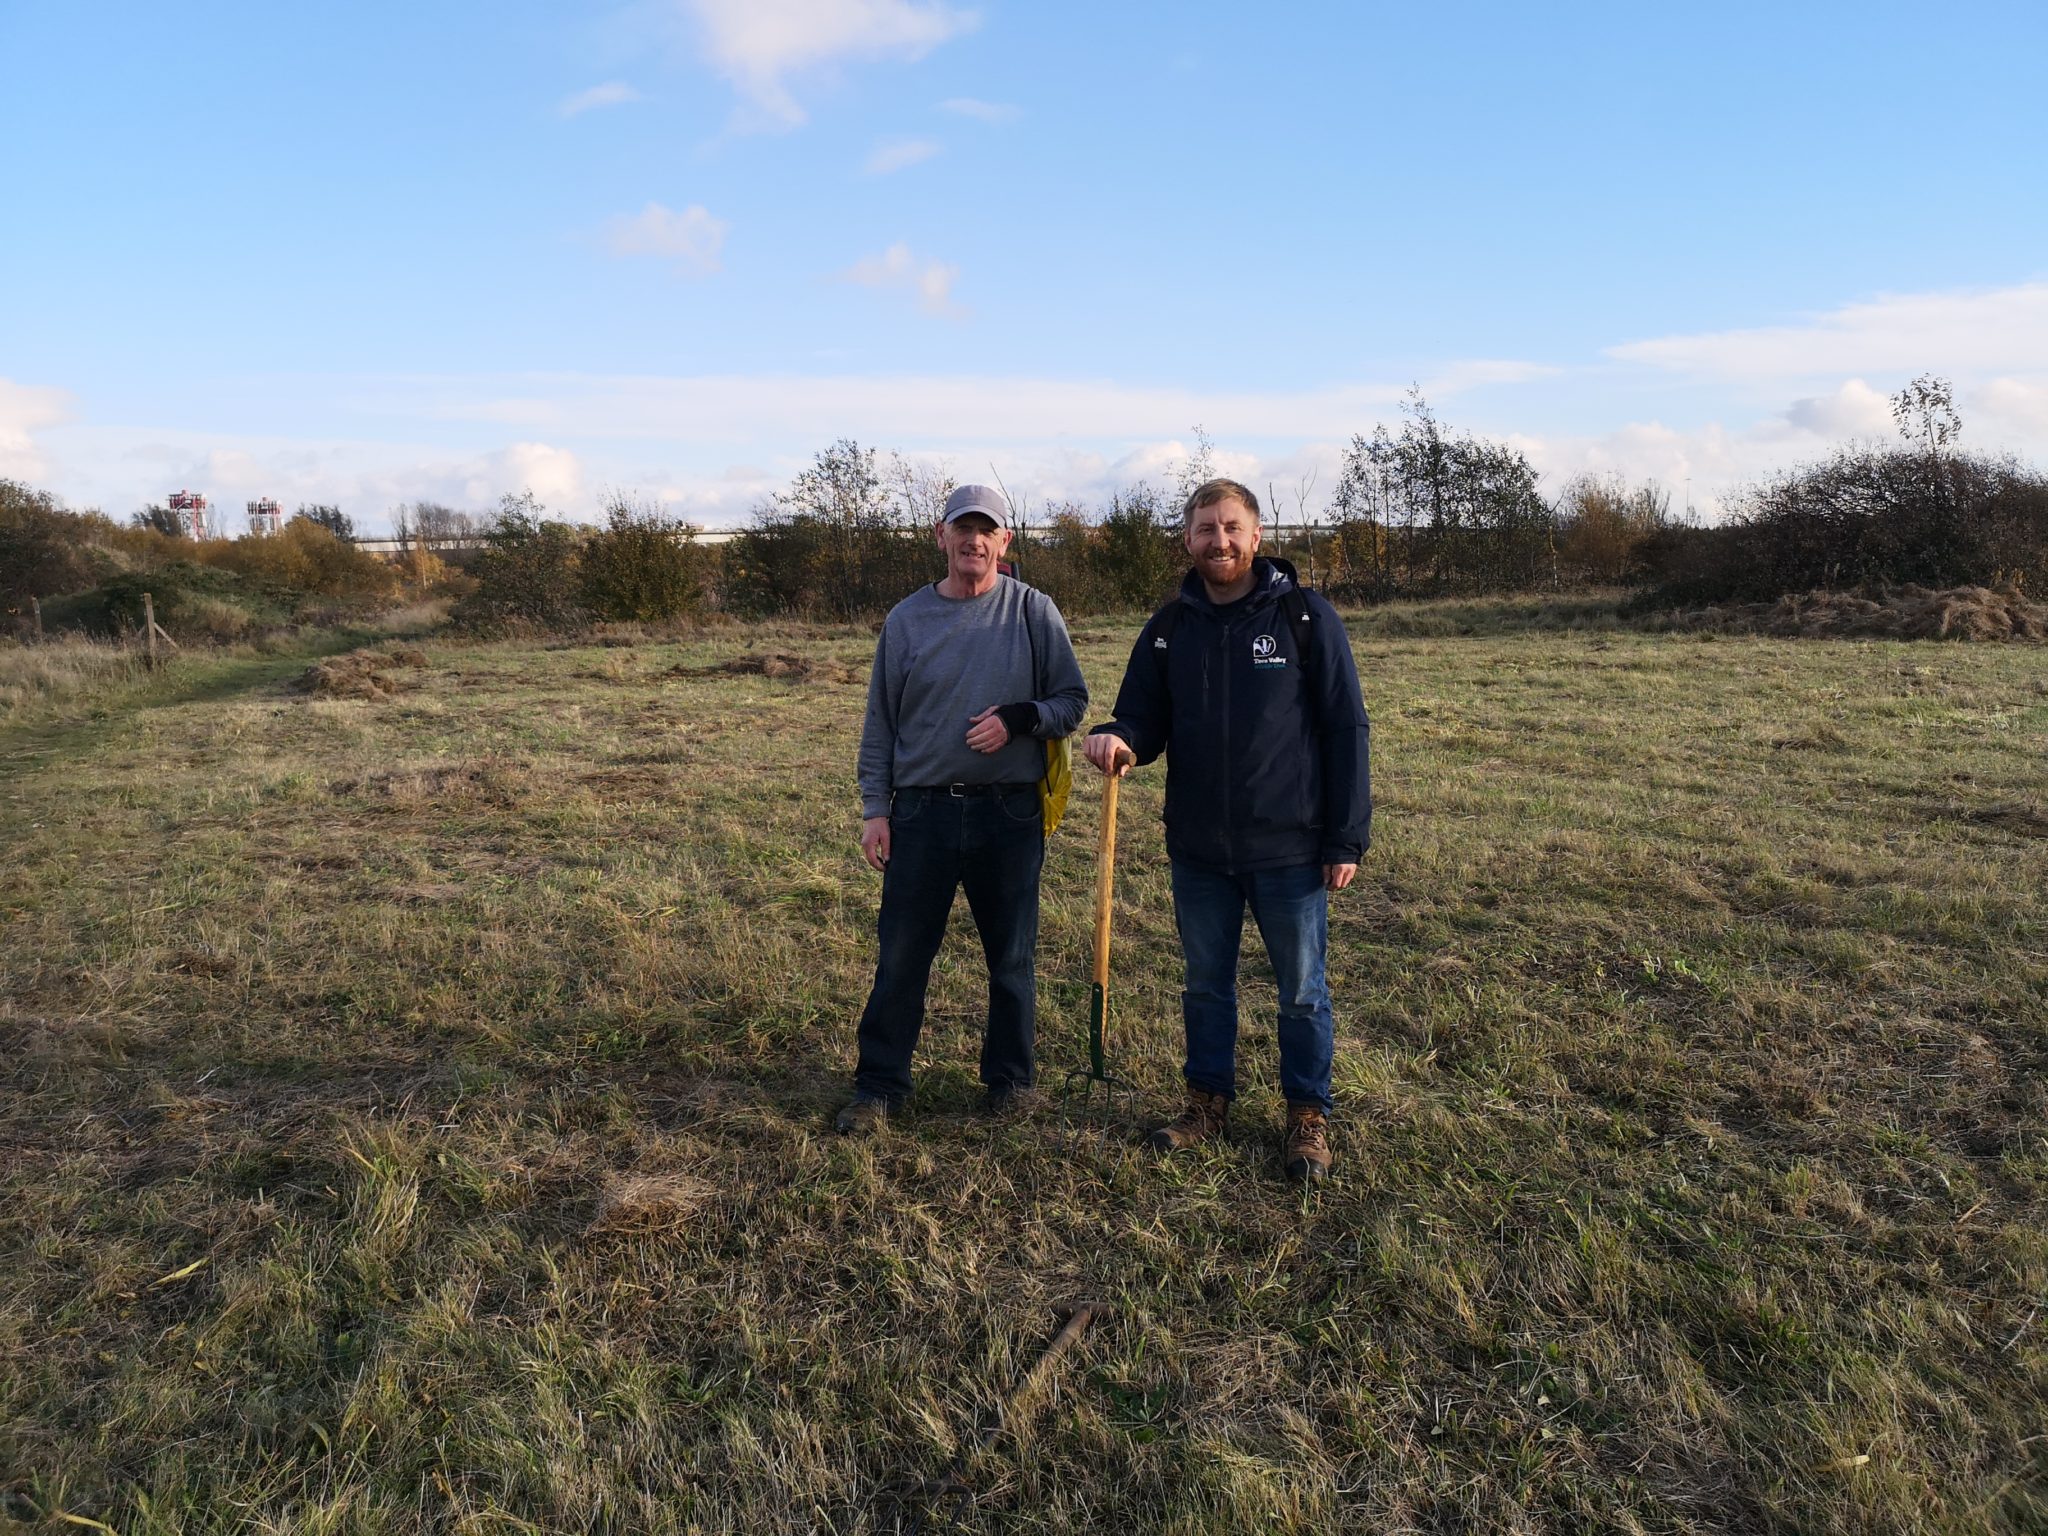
[[948, 783, 968, 798]]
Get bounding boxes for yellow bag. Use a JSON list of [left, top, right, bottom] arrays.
[[1039, 735, 1073, 836], [1013, 573, 1073, 835]]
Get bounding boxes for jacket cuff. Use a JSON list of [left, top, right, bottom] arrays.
[[994, 702, 1039, 739], [863, 798, 892, 820]]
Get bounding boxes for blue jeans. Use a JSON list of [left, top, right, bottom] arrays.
[[1170, 859, 1335, 1114], [854, 785, 1045, 1104]]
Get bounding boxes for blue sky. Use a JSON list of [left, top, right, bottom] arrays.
[[4, 0, 2047, 531]]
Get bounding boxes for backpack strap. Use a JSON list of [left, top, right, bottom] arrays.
[[1025, 585, 1041, 702], [1148, 599, 1185, 685], [1285, 587, 1315, 673]]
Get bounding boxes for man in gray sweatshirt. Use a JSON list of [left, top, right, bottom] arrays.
[[838, 483, 1089, 1133]]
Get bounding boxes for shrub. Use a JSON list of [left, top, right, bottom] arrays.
[[90, 563, 290, 640], [397, 542, 452, 592], [1645, 447, 2048, 603], [1555, 474, 1671, 585], [721, 440, 942, 618], [0, 482, 130, 603], [1094, 486, 1183, 608], [1008, 507, 1118, 615], [1326, 392, 1556, 599], [198, 518, 397, 603], [456, 498, 588, 629], [723, 513, 938, 617], [579, 496, 717, 622]]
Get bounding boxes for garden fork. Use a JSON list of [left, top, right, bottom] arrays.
[[1061, 745, 1139, 1129]]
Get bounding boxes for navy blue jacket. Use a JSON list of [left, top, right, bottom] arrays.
[[1091, 557, 1372, 873]]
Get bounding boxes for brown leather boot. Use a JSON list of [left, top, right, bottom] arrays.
[[1283, 1104, 1333, 1184], [833, 1094, 895, 1136], [1149, 1086, 1229, 1153]]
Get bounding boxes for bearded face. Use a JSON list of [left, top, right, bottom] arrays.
[[1185, 496, 1261, 597]]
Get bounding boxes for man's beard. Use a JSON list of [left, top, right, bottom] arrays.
[[1201, 549, 1252, 585]]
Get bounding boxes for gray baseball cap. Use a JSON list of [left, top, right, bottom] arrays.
[[941, 483, 1011, 529]]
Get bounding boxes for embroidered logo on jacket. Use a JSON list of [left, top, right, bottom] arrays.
[[1251, 634, 1287, 669]]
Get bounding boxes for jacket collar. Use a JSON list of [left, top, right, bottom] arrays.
[[1178, 554, 1301, 615]]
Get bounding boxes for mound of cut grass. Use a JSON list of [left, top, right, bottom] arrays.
[[674, 649, 862, 683], [298, 646, 429, 699], [1659, 583, 2048, 641]]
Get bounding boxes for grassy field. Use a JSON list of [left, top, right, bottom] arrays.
[[3, 608, 2045, 1534]]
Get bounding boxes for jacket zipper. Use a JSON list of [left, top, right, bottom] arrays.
[[1217, 607, 1234, 868]]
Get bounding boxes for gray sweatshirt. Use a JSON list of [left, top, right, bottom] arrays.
[[858, 577, 1089, 819]]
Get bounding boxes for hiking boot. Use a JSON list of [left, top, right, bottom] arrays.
[[834, 1093, 895, 1136], [1283, 1104, 1333, 1185], [1148, 1086, 1229, 1153], [983, 1083, 1042, 1118]]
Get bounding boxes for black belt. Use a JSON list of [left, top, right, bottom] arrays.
[[900, 782, 1039, 798]]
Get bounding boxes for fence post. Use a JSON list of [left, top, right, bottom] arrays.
[[143, 592, 158, 669]]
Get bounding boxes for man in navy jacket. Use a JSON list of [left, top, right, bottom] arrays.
[[1082, 478, 1370, 1184]]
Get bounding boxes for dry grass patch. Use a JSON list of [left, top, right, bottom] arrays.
[[0, 636, 151, 719], [588, 1170, 717, 1234], [2, 610, 2044, 1534]]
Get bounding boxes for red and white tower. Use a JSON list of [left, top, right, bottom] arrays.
[[167, 489, 212, 540], [247, 498, 283, 536]]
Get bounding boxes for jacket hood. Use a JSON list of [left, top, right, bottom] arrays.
[[1178, 554, 1302, 614]]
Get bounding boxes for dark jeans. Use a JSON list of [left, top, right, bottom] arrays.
[[1170, 859, 1335, 1114], [854, 784, 1045, 1104]]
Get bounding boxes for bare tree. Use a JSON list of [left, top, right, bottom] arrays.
[[1169, 424, 1218, 512], [395, 500, 484, 550], [886, 453, 957, 529]]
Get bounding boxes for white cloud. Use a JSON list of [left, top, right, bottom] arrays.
[[840, 242, 962, 316], [1781, 378, 1896, 440], [385, 369, 1507, 443], [72, 340, 2048, 537], [938, 96, 1017, 123], [1973, 376, 2048, 439], [1423, 358, 1561, 392], [492, 443, 584, 507], [38, 429, 597, 533], [0, 378, 72, 482], [1609, 281, 2048, 381], [558, 81, 641, 118], [602, 201, 729, 276], [682, 0, 978, 129], [863, 137, 941, 174], [1493, 386, 1961, 519]]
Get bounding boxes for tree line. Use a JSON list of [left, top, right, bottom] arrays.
[[5, 379, 2043, 634]]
